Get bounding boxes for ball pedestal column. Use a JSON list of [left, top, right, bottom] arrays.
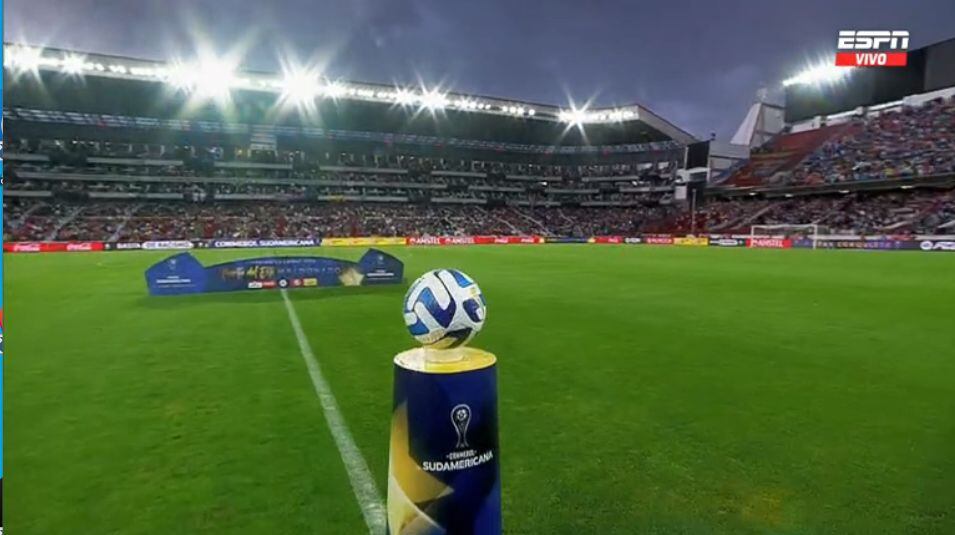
[[387, 346, 501, 535]]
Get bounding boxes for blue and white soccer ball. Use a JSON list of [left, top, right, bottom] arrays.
[[403, 269, 487, 348]]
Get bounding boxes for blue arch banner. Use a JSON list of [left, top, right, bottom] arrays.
[[145, 248, 404, 296]]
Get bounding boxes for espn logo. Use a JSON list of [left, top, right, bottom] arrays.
[[836, 30, 909, 67]]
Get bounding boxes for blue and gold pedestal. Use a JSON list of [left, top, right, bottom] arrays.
[[387, 347, 501, 535]]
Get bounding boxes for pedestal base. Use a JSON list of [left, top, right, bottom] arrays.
[[387, 347, 501, 535]]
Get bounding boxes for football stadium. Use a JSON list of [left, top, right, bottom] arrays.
[[4, 18, 955, 535]]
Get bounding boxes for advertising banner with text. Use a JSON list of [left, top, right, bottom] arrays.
[[747, 238, 793, 249], [321, 237, 406, 247], [591, 236, 625, 244], [708, 237, 746, 247], [674, 237, 709, 247], [4, 241, 106, 253], [407, 236, 543, 246]]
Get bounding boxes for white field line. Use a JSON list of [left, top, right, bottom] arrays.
[[280, 289, 387, 534]]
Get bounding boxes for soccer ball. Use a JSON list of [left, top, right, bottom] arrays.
[[403, 269, 487, 348]]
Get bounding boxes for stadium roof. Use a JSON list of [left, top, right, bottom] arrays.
[[3, 43, 697, 148]]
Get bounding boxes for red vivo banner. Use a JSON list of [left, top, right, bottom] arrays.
[[644, 236, 675, 245], [835, 51, 907, 67], [747, 238, 793, 249], [592, 236, 624, 244], [4, 241, 106, 253]]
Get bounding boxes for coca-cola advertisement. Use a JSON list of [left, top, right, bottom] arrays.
[[4, 241, 106, 253]]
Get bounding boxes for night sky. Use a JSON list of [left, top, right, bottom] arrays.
[[6, 0, 955, 139]]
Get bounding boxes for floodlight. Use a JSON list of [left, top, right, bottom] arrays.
[[562, 107, 589, 125], [394, 89, 416, 105], [131, 66, 161, 77], [8, 46, 43, 72], [782, 64, 852, 87], [61, 55, 87, 75], [281, 71, 320, 103], [323, 82, 347, 98], [192, 59, 237, 98], [164, 63, 196, 90], [420, 90, 448, 110]]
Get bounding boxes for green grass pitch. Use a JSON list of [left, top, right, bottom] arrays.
[[6, 245, 955, 534]]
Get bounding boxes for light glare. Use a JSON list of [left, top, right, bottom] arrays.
[[61, 55, 87, 75], [8, 46, 44, 72], [194, 59, 237, 98], [421, 90, 448, 110], [281, 71, 320, 103], [783, 64, 853, 87]]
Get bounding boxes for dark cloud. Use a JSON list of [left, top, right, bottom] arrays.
[[6, 0, 955, 139]]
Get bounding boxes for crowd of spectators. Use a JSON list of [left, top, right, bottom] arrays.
[[678, 189, 955, 234], [3, 198, 678, 241], [7, 105, 955, 244], [788, 97, 955, 185], [6, 187, 952, 242], [5, 171, 656, 206], [4, 201, 76, 241], [7, 138, 679, 184], [668, 198, 770, 233], [6, 131, 677, 199], [820, 191, 953, 234], [111, 204, 530, 241]]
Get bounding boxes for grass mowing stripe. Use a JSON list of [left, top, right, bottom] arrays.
[[280, 289, 387, 534]]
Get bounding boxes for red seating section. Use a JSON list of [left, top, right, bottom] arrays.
[[726, 124, 855, 187]]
